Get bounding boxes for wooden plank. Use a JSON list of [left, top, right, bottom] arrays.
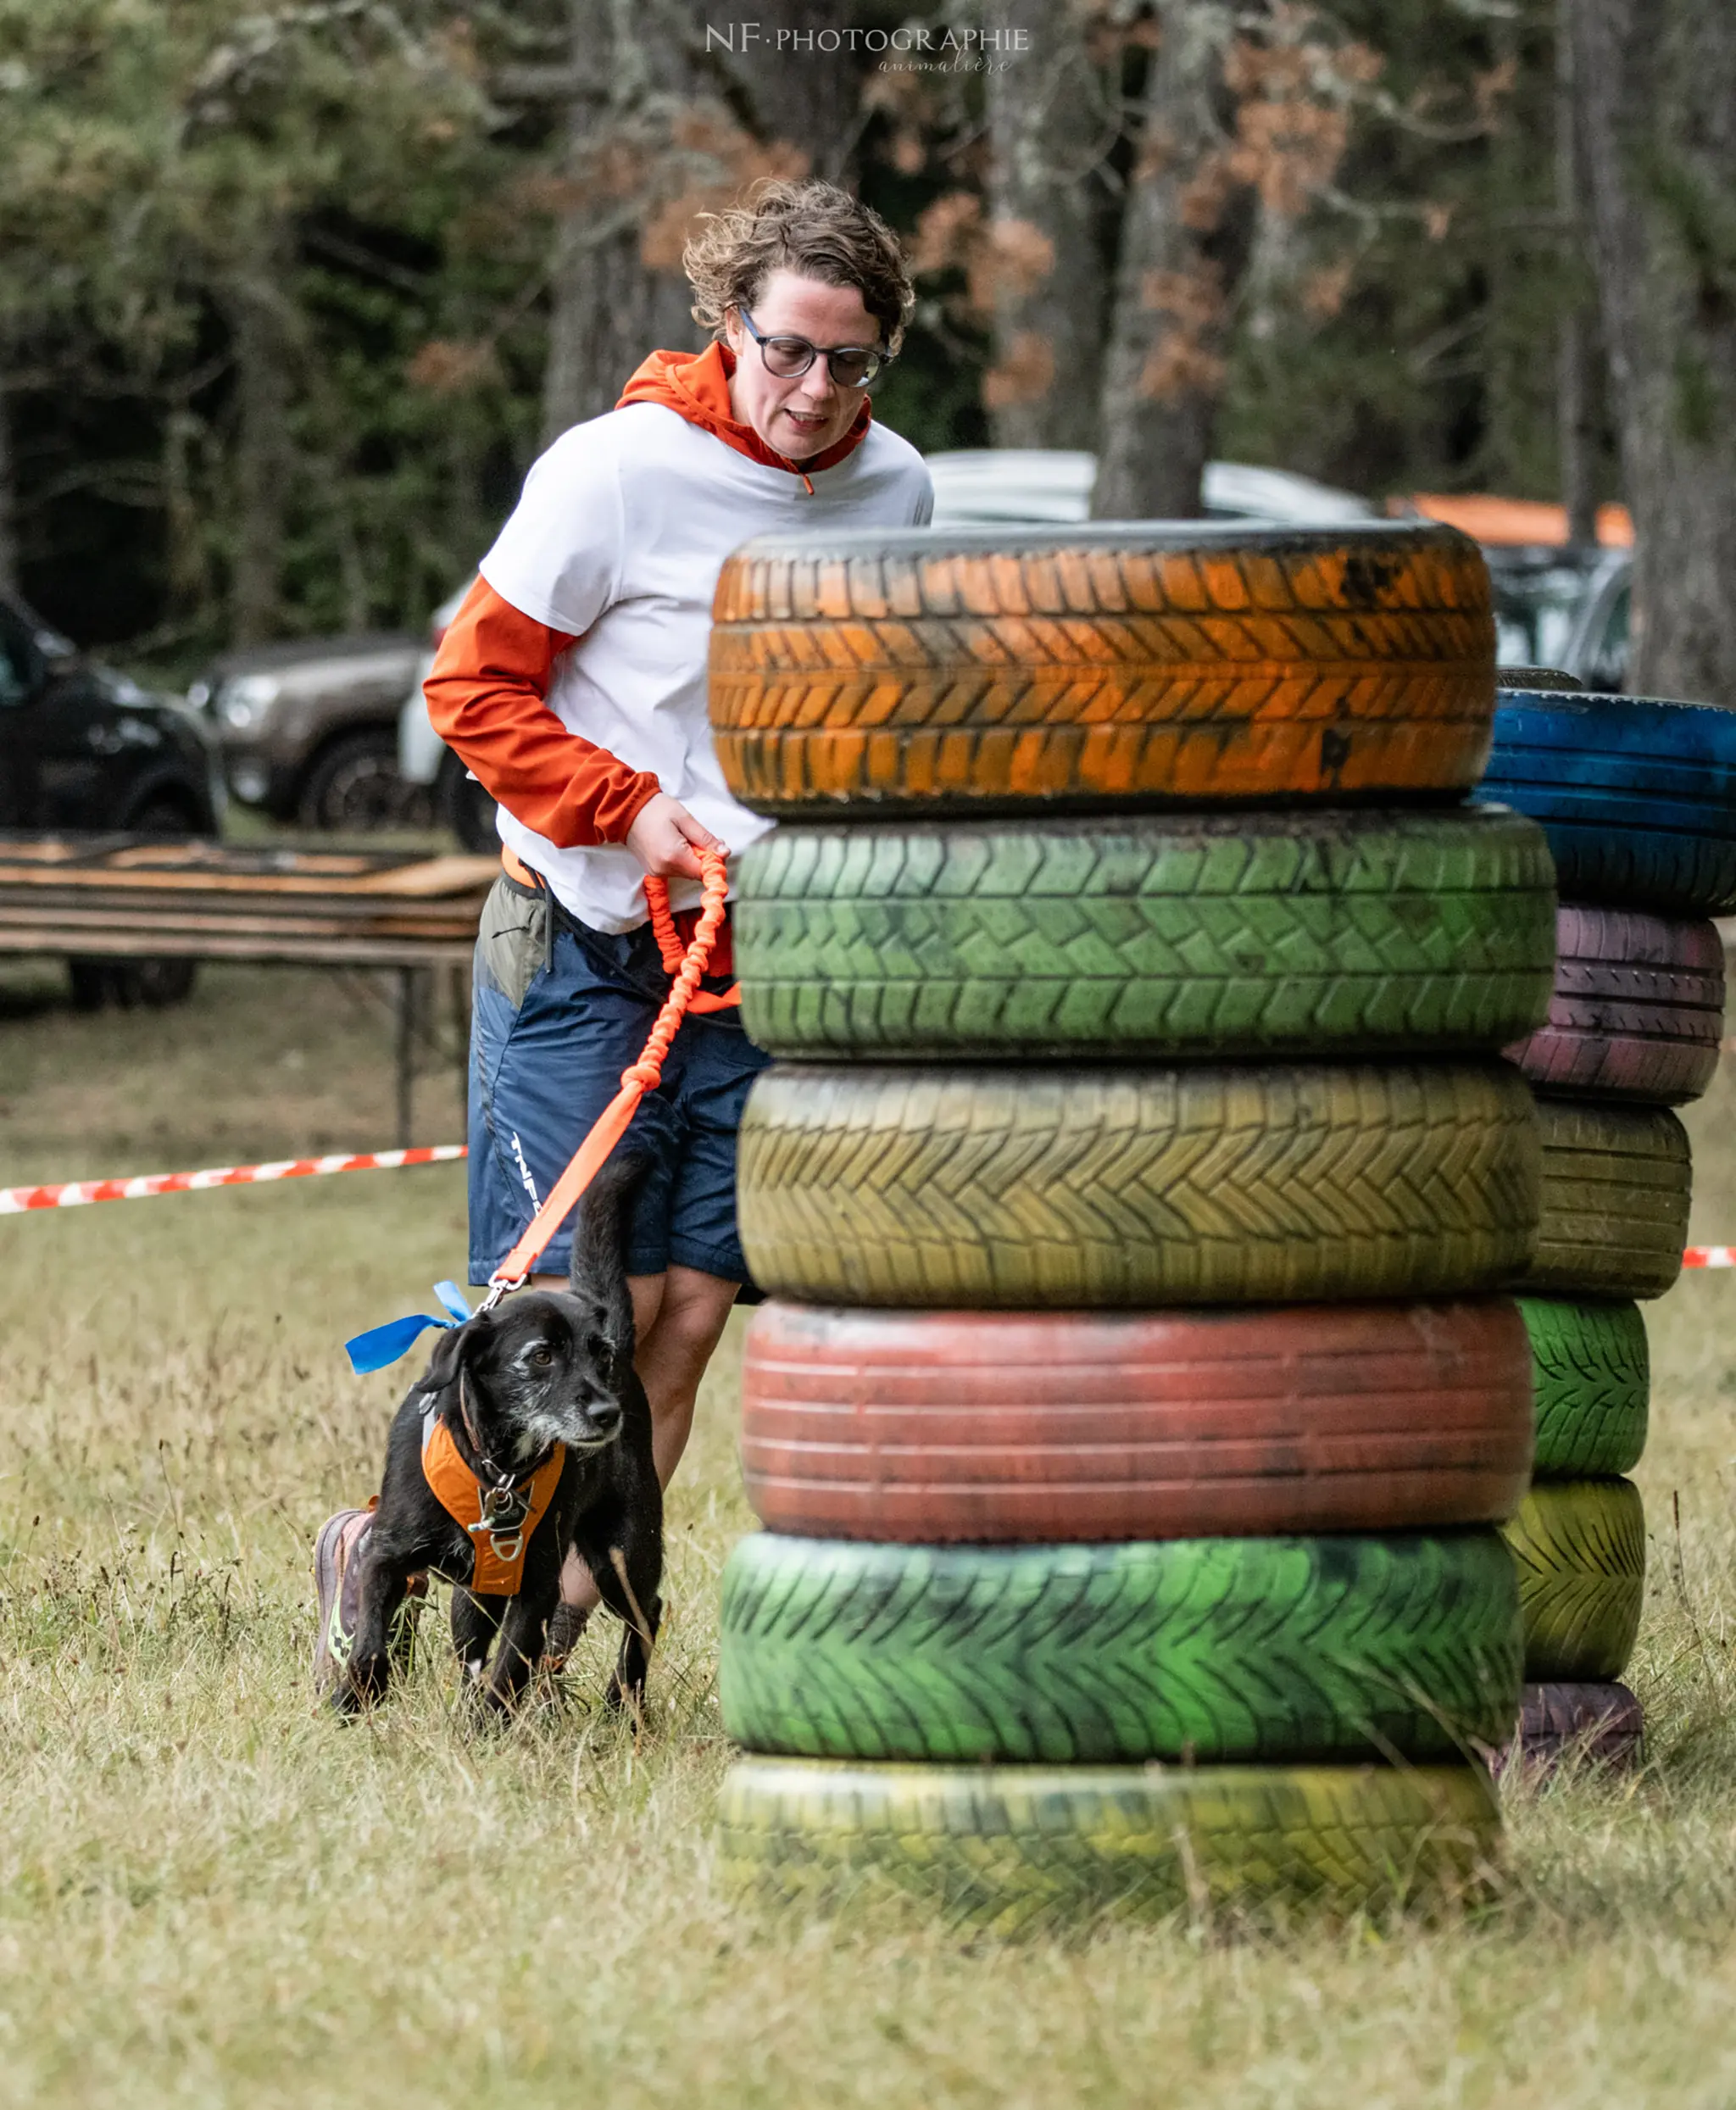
[[0, 907, 481, 943], [0, 893, 483, 931], [0, 832, 408, 875], [342, 855, 498, 897], [0, 832, 488, 971], [0, 929, 475, 966], [0, 833, 494, 899], [0, 862, 493, 900]]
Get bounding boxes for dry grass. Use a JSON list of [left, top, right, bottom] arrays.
[[4, 960, 1736, 2107]]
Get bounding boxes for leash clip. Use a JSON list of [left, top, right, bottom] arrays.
[[478, 1274, 522, 1316]]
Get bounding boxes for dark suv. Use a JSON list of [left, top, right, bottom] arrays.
[[188, 632, 421, 829], [0, 593, 219, 835], [0, 591, 220, 1005]]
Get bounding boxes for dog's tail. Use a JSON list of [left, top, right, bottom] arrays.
[[570, 1150, 643, 1357]]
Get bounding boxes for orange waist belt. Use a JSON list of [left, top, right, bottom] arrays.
[[500, 848, 740, 1012], [421, 1408, 565, 1595]]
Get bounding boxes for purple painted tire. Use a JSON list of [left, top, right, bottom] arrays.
[[1506, 905, 1724, 1106], [1488, 1680, 1644, 1779]]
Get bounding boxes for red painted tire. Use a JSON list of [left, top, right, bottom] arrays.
[[740, 1300, 1534, 1542], [1488, 1681, 1644, 1779], [1505, 905, 1724, 1105]]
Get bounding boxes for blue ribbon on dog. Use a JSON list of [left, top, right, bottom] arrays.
[[344, 1281, 473, 1375]]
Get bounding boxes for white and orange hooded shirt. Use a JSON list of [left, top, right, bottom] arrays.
[[425, 341, 933, 935]]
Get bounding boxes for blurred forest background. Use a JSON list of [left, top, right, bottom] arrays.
[[1, 0, 1731, 695]]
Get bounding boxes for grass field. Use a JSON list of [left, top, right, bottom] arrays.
[[5, 957, 1736, 2107]]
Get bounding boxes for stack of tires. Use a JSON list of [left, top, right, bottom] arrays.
[[706, 523, 1555, 1932], [1477, 677, 1736, 1771]]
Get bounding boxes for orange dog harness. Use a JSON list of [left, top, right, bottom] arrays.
[[420, 1402, 565, 1595]]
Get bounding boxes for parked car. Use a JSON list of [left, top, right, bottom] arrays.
[[1553, 548, 1630, 692], [187, 632, 422, 830], [1477, 546, 1630, 688], [0, 588, 220, 1005], [1398, 494, 1633, 691], [398, 585, 498, 854], [926, 450, 1378, 529], [932, 453, 1638, 688]]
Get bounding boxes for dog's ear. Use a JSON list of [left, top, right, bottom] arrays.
[[412, 1311, 488, 1395], [570, 1151, 643, 1358]]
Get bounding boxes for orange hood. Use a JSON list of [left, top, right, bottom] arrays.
[[617, 341, 871, 493]]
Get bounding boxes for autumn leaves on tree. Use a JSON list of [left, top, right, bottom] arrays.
[[906, 4, 1385, 515]]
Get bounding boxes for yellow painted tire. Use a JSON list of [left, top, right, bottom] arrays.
[[717, 1758, 1501, 1930], [737, 1061, 1538, 1307], [1519, 1101, 1690, 1301], [1500, 1478, 1646, 1681]]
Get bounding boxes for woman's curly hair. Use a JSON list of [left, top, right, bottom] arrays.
[[683, 178, 915, 354]]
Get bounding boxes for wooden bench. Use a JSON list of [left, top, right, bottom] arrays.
[[0, 832, 497, 1144]]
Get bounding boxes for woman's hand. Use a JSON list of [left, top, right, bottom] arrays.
[[625, 791, 726, 882]]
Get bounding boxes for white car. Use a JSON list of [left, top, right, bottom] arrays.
[[926, 450, 1377, 528], [397, 584, 498, 851]]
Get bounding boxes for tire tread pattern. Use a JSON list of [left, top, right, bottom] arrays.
[[741, 1299, 1535, 1541], [736, 810, 1555, 1060], [1499, 1478, 1645, 1681], [1518, 1101, 1690, 1301], [1476, 692, 1736, 914], [738, 1061, 1539, 1307], [1505, 906, 1725, 1105], [1518, 1297, 1649, 1478], [711, 527, 1496, 812], [1496, 1680, 1643, 1775], [718, 1758, 1501, 1929], [718, 1530, 1522, 1764]]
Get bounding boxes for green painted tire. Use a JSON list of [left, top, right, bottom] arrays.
[[717, 1759, 1502, 1929], [732, 809, 1555, 1061], [1500, 1478, 1645, 1680], [719, 1531, 1522, 1764], [737, 1061, 1538, 1307], [1518, 1101, 1690, 1301], [1519, 1298, 1649, 1478]]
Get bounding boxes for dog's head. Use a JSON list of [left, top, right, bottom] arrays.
[[414, 1290, 628, 1466]]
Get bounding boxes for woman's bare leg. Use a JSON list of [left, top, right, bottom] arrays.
[[536, 1265, 740, 1612]]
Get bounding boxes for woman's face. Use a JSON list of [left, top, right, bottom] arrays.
[[723, 269, 881, 462]]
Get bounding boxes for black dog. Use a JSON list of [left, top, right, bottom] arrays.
[[333, 1156, 663, 1719]]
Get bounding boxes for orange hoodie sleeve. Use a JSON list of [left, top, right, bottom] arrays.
[[422, 577, 662, 848]]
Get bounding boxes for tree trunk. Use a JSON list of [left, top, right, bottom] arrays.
[[0, 371, 18, 596], [226, 253, 294, 646], [1555, 0, 1600, 544], [984, 0, 1111, 449], [1091, 5, 1258, 519], [1568, 0, 1736, 696], [542, 0, 704, 446], [704, 1, 863, 184]]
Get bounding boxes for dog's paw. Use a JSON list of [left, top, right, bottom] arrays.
[[604, 1670, 648, 1721], [329, 1654, 392, 1718]]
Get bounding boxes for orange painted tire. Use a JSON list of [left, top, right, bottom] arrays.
[[740, 1300, 1534, 1542], [709, 523, 1494, 815]]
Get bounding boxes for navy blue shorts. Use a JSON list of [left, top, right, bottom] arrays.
[[467, 871, 771, 1286]]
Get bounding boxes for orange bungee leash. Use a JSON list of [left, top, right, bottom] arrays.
[[344, 845, 734, 1371]]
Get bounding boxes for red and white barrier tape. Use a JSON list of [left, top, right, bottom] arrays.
[[5, 1131, 1736, 1277], [0, 1144, 465, 1216]]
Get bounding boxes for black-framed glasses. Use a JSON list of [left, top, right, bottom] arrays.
[[737, 308, 887, 389]]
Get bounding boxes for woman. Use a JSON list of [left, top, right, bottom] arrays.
[[315, 178, 931, 1673]]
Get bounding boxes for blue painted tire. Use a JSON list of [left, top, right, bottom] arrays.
[[1476, 691, 1736, 914]]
